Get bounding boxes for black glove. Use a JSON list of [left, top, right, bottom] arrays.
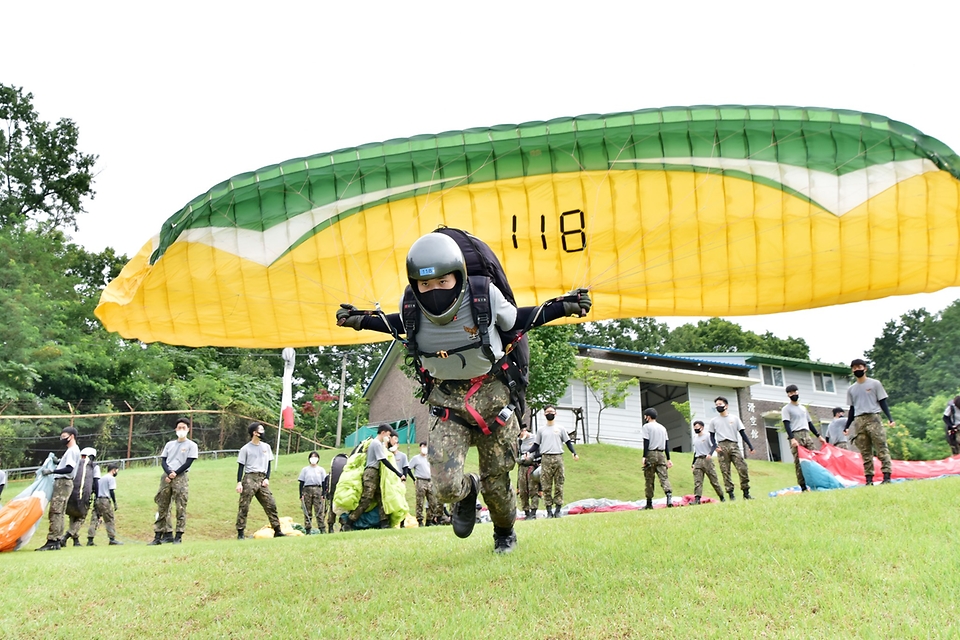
[[561, 289, 591, 317], [336, 303, 364, 331]]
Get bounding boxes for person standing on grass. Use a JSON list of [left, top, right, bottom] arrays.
[[0, 467, 6, 502], [942, 396, 960, 456], [524, 406, 579, 518], [236, 422, 286, 540], [341, 425, 404, 531], [708, 397, 755, 501], [640, 408, 673, 509], [782, 385, 827, 492], [516, 424, 541, 520], [844, 359, 894, 485], [825, 407, 850, 450], [298, 451, 327, 534], [36, 427, 81, 551], [88, 464, 122, 546], [691, 420, 724, 505], [408, 442, 441, 527], [63, 447, 99, 547], [149, 418, 198, 545]]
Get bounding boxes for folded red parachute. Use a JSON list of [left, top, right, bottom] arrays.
[[797, 443, 960, 486]]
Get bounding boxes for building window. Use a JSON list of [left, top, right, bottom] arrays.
[[812, 371, 835, 393], [761, 364, 784, 387]]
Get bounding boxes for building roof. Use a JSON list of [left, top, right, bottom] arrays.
[[678, 351, 849, 375]]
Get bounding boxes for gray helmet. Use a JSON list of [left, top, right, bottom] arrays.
[[406, 233, 467, 325]]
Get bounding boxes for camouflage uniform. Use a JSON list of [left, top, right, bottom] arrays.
[[301, 485, 324, 531], [789, 430, 820, 486], [414, 478, 442, 524], [155, 473, 190, 534], [539, 454, 565, 508], [853, 413, 892, 478], [349, 467, 383, 523], [236, 472, 281, 531], [716, 440, 750, 494], [427, 378, 519, 530], [46, 478, 73, 541], [88, 498, 116, 539], [516, 463, 541, 512], [643, 450, 672, 499], [692, 455, 724, 498], [67, 511, 89, 540]]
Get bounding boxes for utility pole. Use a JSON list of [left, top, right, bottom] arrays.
[[335, 354, 347, 448]]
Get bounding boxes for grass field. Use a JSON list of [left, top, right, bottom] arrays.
[[1, 444, 957, 638]]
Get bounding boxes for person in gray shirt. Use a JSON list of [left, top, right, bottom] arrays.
[[235, 422, 285, 540], [781, 385, 826, 492], [516, 425, 541, 520], [87, 463, 122, 546], [843, 359, 894, 485], [408, 442, 442, 526], [707, 397, 755, 501], [148, 418, 199, 545], [298, 451, 327, 534], [690, 421, 724, 504], [0, 467, 6, 502], [825, 407, 850, 450], [343, 425, 404, 531], [641, 408, 673, 509], [525, 406, 579, 518], [37, 427, 81, 551], [942, 396, 960, 455]]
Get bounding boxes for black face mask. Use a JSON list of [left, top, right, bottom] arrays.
[[789, 394, 799, 402], [716, 405, 726, 413], [853, 370, 866, 378], [544, 413, 556, 421], [694, 428, 703, 434], [419, 286, 460, 316]]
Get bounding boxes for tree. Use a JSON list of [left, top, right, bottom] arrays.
[[1, 85, 97, 231], [571, 318, 670, 352], [572, 359, 637, 443], [662, 317, 810, 359], [526, 325, 578, 414]]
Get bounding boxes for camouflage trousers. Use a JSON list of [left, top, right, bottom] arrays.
[[716, 440, 750, 494], [790, 430, 820, 487], [236, 472, 280, 531], [643, 450, 672, 499], [692, 455, 724, 498], [349, 467, 383, 522], [947, 429, 960, 456], [88, 497, 116, 539], [46, 477, 73, 541], [853, 413, 892, 478], [301, 485, 324, 530], [155, 473, 189, 534], [833, 441, 851, 451], [427, 378, 519, 530], [516, 463, 541, 511], [67, 509, 90, 539], [414, 478, 442, 523], [540, 454, 565, 507]]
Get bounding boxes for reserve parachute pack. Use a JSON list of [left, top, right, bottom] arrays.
[[66, 459, 96, 519], [401, 227, 530, 430]]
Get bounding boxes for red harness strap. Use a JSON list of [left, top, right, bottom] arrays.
[[463, 375, 491, 435]]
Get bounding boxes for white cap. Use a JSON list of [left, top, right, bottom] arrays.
[[80, 447, 97, 458]]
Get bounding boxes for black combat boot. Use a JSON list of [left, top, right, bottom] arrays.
[[452, 473, 480, 539], [719, 494, 726, 502], [173, 532, 183, 544], [727, 491, 736, 501], [882, 472, 892, 484], [694, 496, 701, 505], [147, 532, 163, 546], [161, 532, 175, 544], [743, 492, 754, 500], [865, 475, 873, 486], [417, 518, 424, 527], [273, 526, 286, 538], [799, 484, 808, 492], [553, 505, 562, 518], [86, 537, 95, 547], [666, 493, 673, 508], [642, 499, 654, 510], [35, 539, 60, 551], [529, 509, 537, 520], [492, 527, 517, 554], [237, 529, 245, 540], [108, 538, 123, 545]]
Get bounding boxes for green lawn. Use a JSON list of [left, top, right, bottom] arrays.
[[2, 445, 957, 638]]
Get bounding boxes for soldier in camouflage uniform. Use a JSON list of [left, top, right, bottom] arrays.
[[845, 359, 894, 485], [148, 419, 198, 545], [516, 426, 540, 519], [235, 422, 285, 539], [707, 397, 756, 500], [782, 385, 827, 491], [525, 406, 579, 518], [298, 451, 327, 533], [343, 425, 404, 530], [640, 408, 673, 508], [690, 421, 724, 504], [336, 231, 590, 553], [408, 442, 442, 526], [36, 427, 81, 551]]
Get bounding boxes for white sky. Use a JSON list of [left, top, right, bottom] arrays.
[[4, 1, 960, 363]]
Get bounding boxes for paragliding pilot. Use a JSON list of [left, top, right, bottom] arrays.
[[36, 427, 81, 551], [336, 230, 590, 553]]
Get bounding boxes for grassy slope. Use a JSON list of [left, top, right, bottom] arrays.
[[2, 445, 957, 639]]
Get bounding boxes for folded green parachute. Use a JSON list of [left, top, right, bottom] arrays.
[[333, 439, 408, 527]]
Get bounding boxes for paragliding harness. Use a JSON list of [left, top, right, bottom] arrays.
[[324, 453, 348, 533], [401, 228, 530, 435], [66, 459, 96, 519]]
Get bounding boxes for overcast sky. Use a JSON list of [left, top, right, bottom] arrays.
[[4, 1, 959, 362]]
